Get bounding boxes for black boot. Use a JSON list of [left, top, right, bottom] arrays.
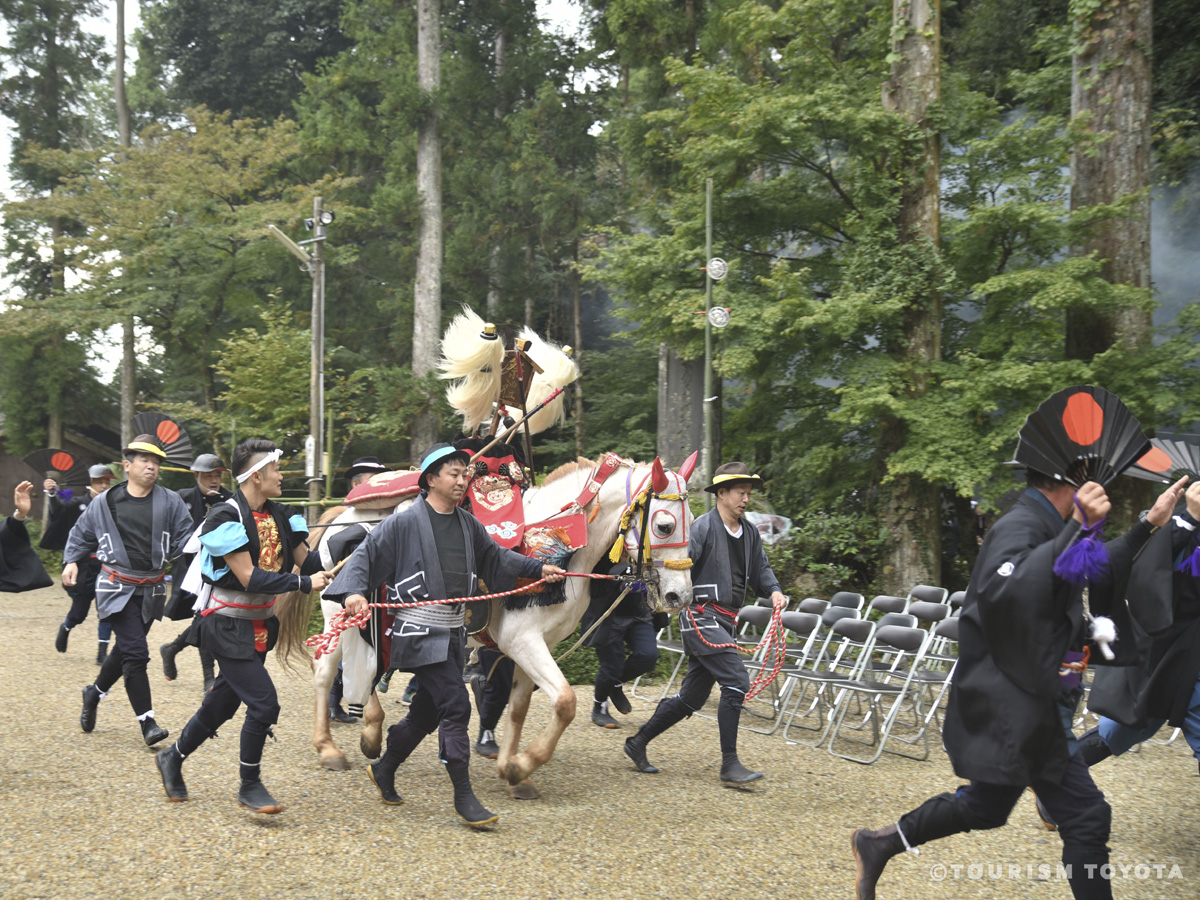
[[160, 641, 179, 680], [1078, 727, 1113, 767], [238, 778, 283, 814], [609, 684, 633, 715], [80, 685, 101, 732], [95, 641, 108, 666], [851, 824, 906, 900], [719, 751, 764, 784], [367, 750, 404, 805], [141, 716, 169, 746], [592, 700, 620, 728], [155, 746, 189, 801], [474, 729, 500, 758], [624, 697, 689, 774], [55, 622, 70, 653], [445, 760, 497, 827]]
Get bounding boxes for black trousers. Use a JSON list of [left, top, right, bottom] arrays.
[[95, 601, 154, 716], [594, 620, 658, 698], [385, 637, 471, 765], [476, 647, 514, 732], [64, 559, 110, 638]]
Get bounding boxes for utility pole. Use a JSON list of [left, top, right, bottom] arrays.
[[266, 198, 332, 521], [702, 178, 714, 511]]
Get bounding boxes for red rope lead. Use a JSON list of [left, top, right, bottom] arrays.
[[684, 604, 788, 700], [305, 572, 617, 659]]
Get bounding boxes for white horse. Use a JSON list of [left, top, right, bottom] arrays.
[[306, 453, 697, 792]]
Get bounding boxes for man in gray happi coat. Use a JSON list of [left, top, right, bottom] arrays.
[[63, 435, 194, 746], [624, 461, 787, 783], [326, 442, 565, 827]]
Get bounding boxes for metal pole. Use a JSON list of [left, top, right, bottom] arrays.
[[703, 178, 714, 512], [308, 196, 326, 521]]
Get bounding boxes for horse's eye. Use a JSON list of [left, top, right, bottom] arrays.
[[652, 510, 676, 538]]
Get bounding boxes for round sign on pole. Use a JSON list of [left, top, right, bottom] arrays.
[[707, 306, 731, 328], [706, 257, 728, 281]]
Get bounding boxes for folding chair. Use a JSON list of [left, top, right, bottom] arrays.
[[902, 615, 960, 742], [866, 595, 908, 618], [948, 590, 966, 616], [739, 611, 823, 735], [781, 616, 877, 748], [797, 597, 829, 616], [906, 584, 949, 606], [829, 591, 865, 611], [826, 623, 933, 764]]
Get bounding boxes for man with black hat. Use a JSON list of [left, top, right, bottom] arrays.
[[45, 464, 116, 662], [624, 461, 787, 784], [346, 456, 387, 488], [325, 442, 567, 828], [63, 435, 195, 746], [160, 453, 232, 691]]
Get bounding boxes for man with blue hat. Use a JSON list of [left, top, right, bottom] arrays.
[[326, 442, 567, 828]]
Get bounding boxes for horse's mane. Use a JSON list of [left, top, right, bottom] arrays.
[[540, 456, 595, 486]]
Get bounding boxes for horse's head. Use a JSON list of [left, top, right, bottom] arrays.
[[621, 452, 697, 612]]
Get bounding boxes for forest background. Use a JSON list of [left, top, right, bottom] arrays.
[[1, 0, 1198, 599]]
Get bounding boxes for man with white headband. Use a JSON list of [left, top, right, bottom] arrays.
[[64, 435, 195, 747], [326, 441, 566, 828], [155, 439, 332, 814], [160, 453, 232, 692]]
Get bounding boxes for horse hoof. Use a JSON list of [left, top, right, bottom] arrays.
[[509, 779, 540, 801], [320, 754, 350, 771], [359, 736, 381, 760]]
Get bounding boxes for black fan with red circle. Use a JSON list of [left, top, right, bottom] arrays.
[[1008, 385, 1151, 488], [130, 412, 193, 466], [22, 448, 92, 486], [1123, 434, 1200, 484]]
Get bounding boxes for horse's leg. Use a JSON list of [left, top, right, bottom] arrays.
[[313, 605, 349, 770], [359, 689, 385, 760], [501, 639, 576, 786], [496, 666, 540, 799]]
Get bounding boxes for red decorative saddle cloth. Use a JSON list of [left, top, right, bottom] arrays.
[[345, 470, 422, 509], [467, 455, 527, 549]]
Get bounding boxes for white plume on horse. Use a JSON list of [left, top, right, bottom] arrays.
[[438, 305, 504, 432], [519, 326, 580, 435]]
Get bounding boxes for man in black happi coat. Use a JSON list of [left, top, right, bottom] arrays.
[[851, 471, 1186, 900]]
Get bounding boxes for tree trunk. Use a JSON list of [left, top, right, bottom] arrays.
[[486, 10, 506, 321], [411, 0, 443, 460], [878, 0, 943, 593], [571, 258, 584, 458], [115, 0, 135, 448], [1066, 0, 1153, 361]]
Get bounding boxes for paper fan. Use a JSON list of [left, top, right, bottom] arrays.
[[22, 448, 91, 485], [130, 412, 193, 465], [1124, 434, 1200, 483], [1008, 386, 1151, 488]]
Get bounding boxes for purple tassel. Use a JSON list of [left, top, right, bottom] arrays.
[[1054, 523, 1110, 584], [57, 487, 74, 502], [1177, 546, 1200, 576]]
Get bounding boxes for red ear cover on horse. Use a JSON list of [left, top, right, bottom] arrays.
[[678, 450, 699, 483], [651, 457, 669, 494]]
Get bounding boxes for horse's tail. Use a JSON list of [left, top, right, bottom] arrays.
[[274, 504, 346, 672]]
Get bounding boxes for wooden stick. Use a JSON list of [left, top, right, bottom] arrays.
[[467, 387, 564, 463]]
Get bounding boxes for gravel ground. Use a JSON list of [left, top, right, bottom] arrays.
[[3, 583, 1199, 900]]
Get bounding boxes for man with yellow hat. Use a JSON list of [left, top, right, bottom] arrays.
[[624, 461, 787, 784], [63, 434, 194, 747]]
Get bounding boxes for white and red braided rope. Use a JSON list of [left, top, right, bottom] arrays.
[[305, 572, 617, 659], [684, 604, 788, 700]]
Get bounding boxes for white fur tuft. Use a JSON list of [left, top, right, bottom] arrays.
[[439, 305, 503, 433], [519, 327, 580, 434]]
